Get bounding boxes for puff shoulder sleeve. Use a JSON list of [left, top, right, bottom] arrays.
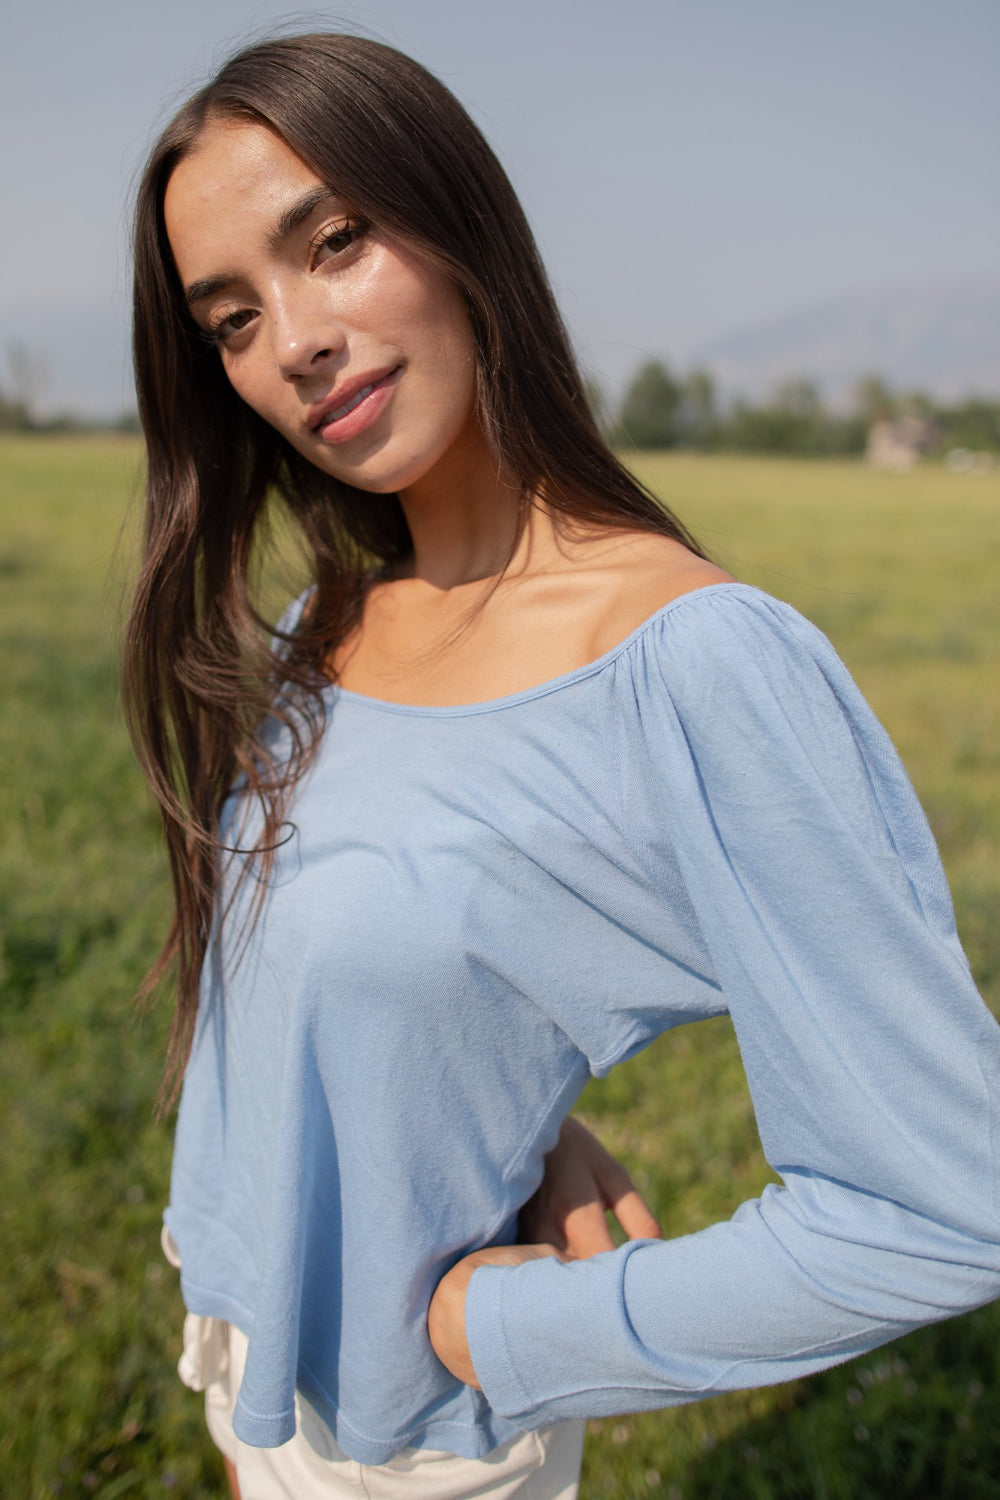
[[465, 587, 1000, 1427]]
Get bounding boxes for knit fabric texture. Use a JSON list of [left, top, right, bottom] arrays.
[[165, 583, 1000, 1462]]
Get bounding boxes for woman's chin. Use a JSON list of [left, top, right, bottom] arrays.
[[306, 445, 449, 498]]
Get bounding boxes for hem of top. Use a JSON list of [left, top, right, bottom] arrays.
[[322, 580, 758, 718], [172, 1255, 532, 1460], [296, 1369, 522, 1462], [229, 1361, 520, 1461], [178, 1275, 256, 1338], [178, 1282, 521, 1461], [232, 1404, 296, 1448], [231, 1399, 518, 1462], [234, 1404, 521, 1463]]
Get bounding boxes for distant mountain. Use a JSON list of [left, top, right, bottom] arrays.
[[692, 276, 1000, 403]]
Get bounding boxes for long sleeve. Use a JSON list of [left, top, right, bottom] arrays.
[[464, 589, 1000, 1426]]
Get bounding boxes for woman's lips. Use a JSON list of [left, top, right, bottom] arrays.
[[314, 368, 401, 444]]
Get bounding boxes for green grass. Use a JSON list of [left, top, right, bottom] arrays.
[[1, 438, 998, 1499]]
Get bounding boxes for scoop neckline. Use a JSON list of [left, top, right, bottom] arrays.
[[325, 580, 751, 718]]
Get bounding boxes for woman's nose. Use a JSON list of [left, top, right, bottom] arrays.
[[273, 293, 347, 381]]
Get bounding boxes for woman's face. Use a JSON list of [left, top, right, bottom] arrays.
[[164, 117, 480, 494]]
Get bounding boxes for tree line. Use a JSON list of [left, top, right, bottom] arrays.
[[2, 347, 998, 456], [595, 362, 1000, 457]]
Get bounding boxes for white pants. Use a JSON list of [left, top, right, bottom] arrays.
[[186, 1315, 584, 1500]]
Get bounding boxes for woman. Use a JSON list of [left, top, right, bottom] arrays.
[[126, 31, 1000, 1500]]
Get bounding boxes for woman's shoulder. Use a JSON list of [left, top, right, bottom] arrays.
[[572, 533, 835, 691], [571, 531, 834, 674], [564, 535, 866, 746], [604, 566, 892, 795], [580, 531, 737, 661]]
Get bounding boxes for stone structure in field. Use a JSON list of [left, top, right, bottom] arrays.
[[866, 416, 938, 472]]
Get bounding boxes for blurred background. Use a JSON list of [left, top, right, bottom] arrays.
[[1, 3, 998, 1497], [2, 0, 999, 451]]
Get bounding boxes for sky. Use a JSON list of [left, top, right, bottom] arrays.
[[2, 0, 998, 417]]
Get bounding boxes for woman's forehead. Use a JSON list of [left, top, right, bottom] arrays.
[[164, 119, 328, 272], [168, 118, 320, 219]]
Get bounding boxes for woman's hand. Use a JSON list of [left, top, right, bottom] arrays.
[[520, 1115, 663, 1259], [427, 1243, 564, 1387], [428, 1119, 662, 1388]]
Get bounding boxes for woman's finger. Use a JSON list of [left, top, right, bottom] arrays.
[[606, 1185, 664, 1241], [595, 1155, 664, 1239], [560, 1200, 617, 1259]]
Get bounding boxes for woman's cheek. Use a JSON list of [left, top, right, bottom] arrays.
[[228, 361, 280, 429]]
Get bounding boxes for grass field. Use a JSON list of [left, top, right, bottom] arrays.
[[1, 436, 998, 1499]]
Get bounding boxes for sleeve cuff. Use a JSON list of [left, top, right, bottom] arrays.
[[464, 1242, 668, 1426], [465, 1262, 536, 1423]]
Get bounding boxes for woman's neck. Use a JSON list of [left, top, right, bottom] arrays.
[[394, 421, 534, 591]]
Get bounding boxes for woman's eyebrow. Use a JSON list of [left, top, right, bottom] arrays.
[[185, 273, 236, 308], [182, 187, 340, 307], [267, 186, 338, 250]]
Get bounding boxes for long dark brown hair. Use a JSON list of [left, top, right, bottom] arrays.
[[124, 32, 703, 1110]]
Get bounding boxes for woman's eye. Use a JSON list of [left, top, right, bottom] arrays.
[[207, 308, 255, 344], [313, 217, 369, 264]]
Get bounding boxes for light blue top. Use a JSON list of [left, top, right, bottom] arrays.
[[165, 583, 1000, 1464]]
